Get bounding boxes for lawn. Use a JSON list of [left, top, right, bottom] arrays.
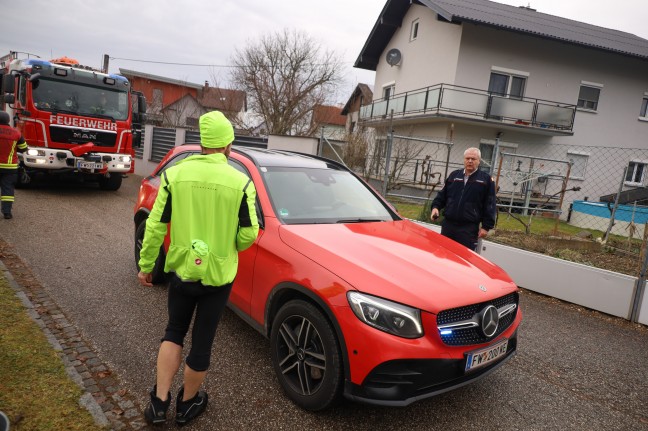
[[0, 278, 105, 431]]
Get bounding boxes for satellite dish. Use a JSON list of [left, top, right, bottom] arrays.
[[386, 48, 402, 66]]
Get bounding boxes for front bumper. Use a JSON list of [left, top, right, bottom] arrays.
[[345, 332, 518, 406], [19, 148, 132, 173]]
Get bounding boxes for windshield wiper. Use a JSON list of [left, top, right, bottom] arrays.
[[85, 112, 116, 121], [335, 218, 384, 224]]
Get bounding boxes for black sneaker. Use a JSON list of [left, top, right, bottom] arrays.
[[144, 386, 171, 426], [175, 387, 208, 426], [3, 213, 11, 219]]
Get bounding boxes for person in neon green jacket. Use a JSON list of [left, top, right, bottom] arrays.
[[137, 111, 258, 426]]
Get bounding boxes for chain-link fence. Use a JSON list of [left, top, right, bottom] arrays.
[[349, 131, 648, 277]]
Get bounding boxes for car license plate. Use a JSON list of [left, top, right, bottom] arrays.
[[465, 338, 508, 372], [77, 161, 103, 170]]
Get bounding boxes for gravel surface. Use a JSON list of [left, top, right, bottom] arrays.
[[0, 174, 647, 431]]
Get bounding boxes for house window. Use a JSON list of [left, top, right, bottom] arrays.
[[152, 88, 163, 111], [186, 117, 199, 128], [640, 95, 648, 118], [625, 161, 646, 185], [577, 84, 601, 111], [488, 72, 526, 99], [383, 84, 395, 100], [567, 151, 589, 180], [410, 19, 419, 41], [479, 140, 517, 174]]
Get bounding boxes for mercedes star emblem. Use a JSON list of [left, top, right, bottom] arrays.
[[480, 305, 499, 337]]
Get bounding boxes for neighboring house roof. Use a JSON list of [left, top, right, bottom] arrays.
[[198, 86, 247, 113], [341, 83, 374, 115], [118, 68, 203, 89], [355, 0, 648, 70], [313, 105, 347, 127]]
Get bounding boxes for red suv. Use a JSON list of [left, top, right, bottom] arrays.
[[134, 145, 522, 411]]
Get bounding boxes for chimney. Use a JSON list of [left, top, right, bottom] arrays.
[[204, 80, 209, 89]]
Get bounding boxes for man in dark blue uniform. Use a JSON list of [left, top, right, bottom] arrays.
[[431, 147, 496, 251]]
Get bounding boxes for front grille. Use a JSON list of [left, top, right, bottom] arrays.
[[437, 292, 518, 346], [49, 126, 116, 147]]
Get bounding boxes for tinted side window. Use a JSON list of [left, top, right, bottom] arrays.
[[154, 151, 197, 176]]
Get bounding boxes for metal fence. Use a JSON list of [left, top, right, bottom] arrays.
[[352, 131, 648, 277]]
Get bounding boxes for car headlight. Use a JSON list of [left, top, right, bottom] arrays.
[[347, 292, 423, 338]]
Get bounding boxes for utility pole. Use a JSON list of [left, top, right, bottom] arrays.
[[102, 54, 110, 73]]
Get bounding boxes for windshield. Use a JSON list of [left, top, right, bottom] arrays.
[[262, 166, 397, 224], [32, 78, 129, 121]]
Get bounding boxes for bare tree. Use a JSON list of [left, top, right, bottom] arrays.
[[229, 28, 343, 136]]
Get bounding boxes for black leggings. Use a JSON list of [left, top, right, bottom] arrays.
[[163, 274, 233, 372]]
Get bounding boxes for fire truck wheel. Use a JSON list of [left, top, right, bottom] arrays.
[[134, 221, 169, 285], [99, 174, 123, 191]]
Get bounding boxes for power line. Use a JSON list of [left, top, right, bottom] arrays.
[[110, 57, 236, 68]]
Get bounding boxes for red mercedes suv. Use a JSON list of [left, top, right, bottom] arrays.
[[134, 145, 522, 411]]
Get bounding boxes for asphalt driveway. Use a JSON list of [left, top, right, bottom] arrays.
[[0, 174, 646, 430]]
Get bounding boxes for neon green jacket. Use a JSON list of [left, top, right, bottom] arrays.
[[138, 153, 259, 286]]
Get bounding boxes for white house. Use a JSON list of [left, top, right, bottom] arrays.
[[355, 0, 648, 223]]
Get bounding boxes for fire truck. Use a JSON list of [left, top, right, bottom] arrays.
[[0, 52, 146, 190]]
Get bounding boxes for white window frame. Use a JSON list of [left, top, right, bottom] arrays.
[[625, 160, 648, 186], [577, 81, 603, 112], [566, 150, 590, 180], [382, 82, 395, 100], [410, 19, 420, 41], [479, 139, 518, 173], [489, 67, 529, 99], [639, 92, 648, 121]]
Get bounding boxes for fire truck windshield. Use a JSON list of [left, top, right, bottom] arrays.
[[32, 78, 129, 121]]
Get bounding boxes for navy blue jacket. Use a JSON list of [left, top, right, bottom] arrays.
[[431, 168, 497, 230]]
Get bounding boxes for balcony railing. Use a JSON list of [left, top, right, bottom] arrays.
[[360, 83, 576, 133]]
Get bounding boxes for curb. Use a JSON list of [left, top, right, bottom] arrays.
[[0, 256, 149, 430]]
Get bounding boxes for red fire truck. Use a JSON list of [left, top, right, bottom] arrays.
[[0, 52, 146, 190]]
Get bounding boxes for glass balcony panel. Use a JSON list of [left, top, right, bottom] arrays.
[[406, 91, 427, 112], [536, 104, 574, 127], [426, 88, 440, 110], [392, 95, 406, 114], [373, 100, 388, 117], [490, 97, 534, 121], [441, 88, 489, 115], [360, 104, 371, 119]]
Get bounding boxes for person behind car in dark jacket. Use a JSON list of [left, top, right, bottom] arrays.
[[431, 147, 496, 250]]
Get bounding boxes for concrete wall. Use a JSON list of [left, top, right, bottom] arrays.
[[415, 221, 646, 324]]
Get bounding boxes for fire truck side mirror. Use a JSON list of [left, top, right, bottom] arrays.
[[2, 73, 15, 95], [138, 94, 147, 115]]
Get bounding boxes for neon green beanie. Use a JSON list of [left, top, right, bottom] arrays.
[[199, 111, 234, 148]]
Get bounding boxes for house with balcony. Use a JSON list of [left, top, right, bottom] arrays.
[[354, 0, 648, 218]]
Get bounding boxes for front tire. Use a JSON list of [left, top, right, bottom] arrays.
[[99, 173, 122, 191], [270, 300, 343, 411], [134, 221, 168, 284]]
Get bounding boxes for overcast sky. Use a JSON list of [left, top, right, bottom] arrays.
[[3, 0, 647, 104]]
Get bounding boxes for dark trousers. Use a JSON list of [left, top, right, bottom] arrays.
[[0, 170, 17, 215], [441, 219, 479, 251], [163, 274, 233, 372]]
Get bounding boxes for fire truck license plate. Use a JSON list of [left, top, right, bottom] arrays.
[[77, 161, 104, 170]]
